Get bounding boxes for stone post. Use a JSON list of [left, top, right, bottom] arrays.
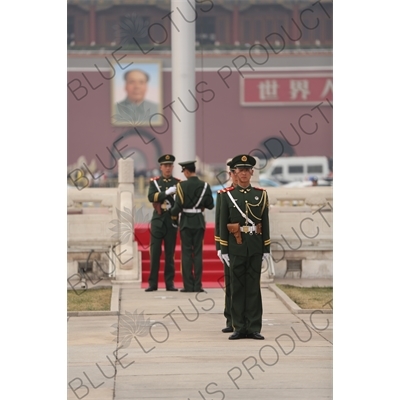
[[113, 158, 141, 283]]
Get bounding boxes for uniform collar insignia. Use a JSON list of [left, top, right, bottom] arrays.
[[238, 186, 251, 193]]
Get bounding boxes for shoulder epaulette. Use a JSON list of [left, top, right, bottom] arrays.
[[253, 186, 266, 191], [174, 177, 181, 182], [225, 186, 235, 192], [150, 176, 160, 182]]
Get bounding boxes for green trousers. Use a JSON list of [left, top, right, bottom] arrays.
[[148, 214, 177, 288], [223, 261, 232, 328], [180, 227, 205, 291], [229, 253, 263, 334]]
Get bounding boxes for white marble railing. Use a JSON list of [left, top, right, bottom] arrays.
[[67, 158, 141, 285], [67, 188, 118, 247], [262, 186, 333, 281], [267, 186, 333, 208]]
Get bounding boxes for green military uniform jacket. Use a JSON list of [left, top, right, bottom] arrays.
[[148, 175, 181, 217], [219, 185, 271, 256], [170, 176, 214, 228]]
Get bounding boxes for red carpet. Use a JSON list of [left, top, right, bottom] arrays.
[[134, 222, 225, 289]]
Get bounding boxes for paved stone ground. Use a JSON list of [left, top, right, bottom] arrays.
[[68, 282, 333, 399]]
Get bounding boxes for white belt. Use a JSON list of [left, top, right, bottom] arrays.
[[240, 225, 257, 233], [182, 208, 202, 213]]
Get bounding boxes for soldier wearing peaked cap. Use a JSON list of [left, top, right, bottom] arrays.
[[170, 160, 214, 292], [145, 154, 181, 292], [219, 154, 271, 340], [215, 159, 238, 333]]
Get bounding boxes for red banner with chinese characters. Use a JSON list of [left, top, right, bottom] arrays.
[[240, 71, 333, 106]]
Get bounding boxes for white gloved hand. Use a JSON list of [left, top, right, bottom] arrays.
[[262, 253, 270, 262], [263, 253, 275, 276], [217, 250, 223, 263], [165, 186, 176, 195], [222, 254, 230, 267]]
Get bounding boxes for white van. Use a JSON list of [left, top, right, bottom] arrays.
[[260, 156, 332, 184]]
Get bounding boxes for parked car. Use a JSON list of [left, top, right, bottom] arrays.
[[260, 156, 332, 184]]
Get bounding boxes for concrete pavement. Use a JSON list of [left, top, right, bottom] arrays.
[[67, 279, 333, 399]]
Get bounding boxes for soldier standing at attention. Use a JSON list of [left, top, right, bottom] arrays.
[[219, 155, 271, 340], [215, 159, 238, 333], [145, 154, 181, 292], [170, 161, 214, 292]]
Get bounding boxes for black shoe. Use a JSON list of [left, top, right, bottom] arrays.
[[166, 287, 178, 291], [144, 287, 157, 292], [247, 332, 264, 340], [229, 331, 246, 340], [222, 327, 234, 333], [180, 289, 192, 292], [195, 289, 205, 292]]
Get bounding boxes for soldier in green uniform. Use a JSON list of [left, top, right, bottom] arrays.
[[215, 159, 238, 333], [219, 154, 271, 340], [170, 161, 214, 292], [145, 154, 181, 292]]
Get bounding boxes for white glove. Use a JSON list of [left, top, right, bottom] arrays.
[[217, 250, 223, 263], [262, 253, 270, 262], [263, 253, 275, 276], [165, 186, 176, 195], [222, 254, 230, 267]]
